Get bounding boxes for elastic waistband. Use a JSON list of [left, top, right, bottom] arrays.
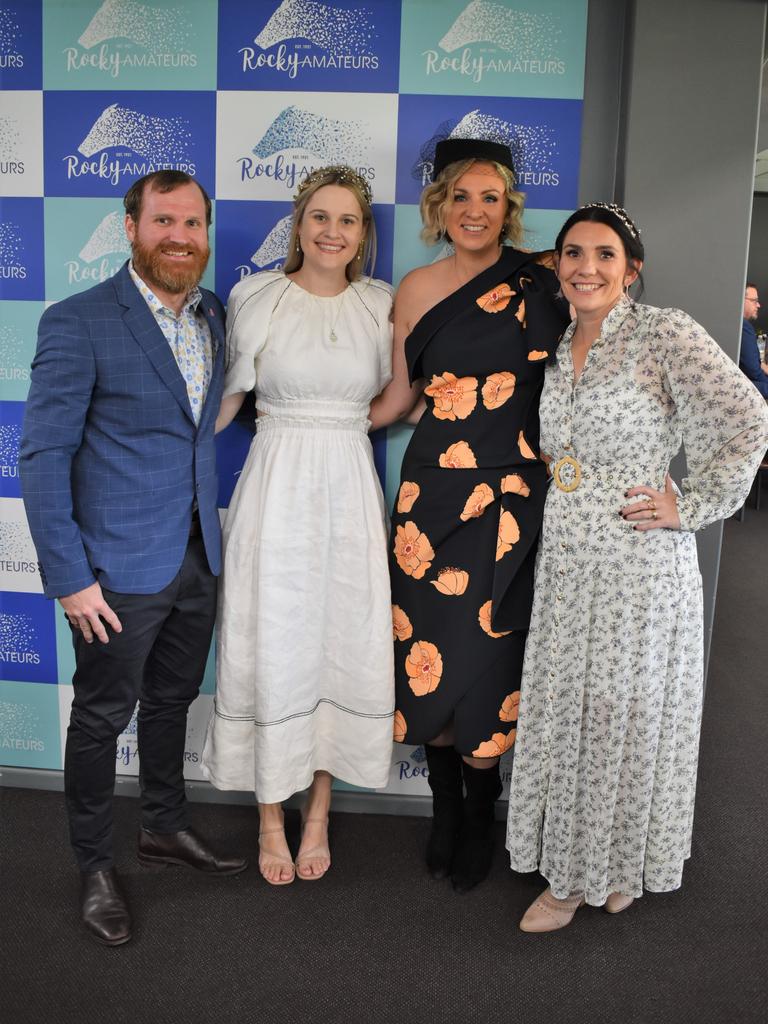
[[256, 414, 370, 435]]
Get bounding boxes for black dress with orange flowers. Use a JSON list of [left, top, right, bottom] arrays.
[[390, 247, 569, 756]]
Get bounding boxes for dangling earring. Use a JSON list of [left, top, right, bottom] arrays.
[[357, 239, 364, 261], [296, 237, 301, 254]]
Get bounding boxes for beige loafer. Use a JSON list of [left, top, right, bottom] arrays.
[[604, 892, 634, 914], [519, 886, 585, 933]]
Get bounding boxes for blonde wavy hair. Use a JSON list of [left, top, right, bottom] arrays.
[[420, 158, 524, 247], [282, 166, 377, 282]]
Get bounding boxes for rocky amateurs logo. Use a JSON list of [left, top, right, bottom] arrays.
[[66, 210, 130, 286], [0, 7, 24, 70], [423, 0, 566, 84], [63, 0, 198, 79], [415, 109, 560, 189], [237, 104, 374, 191], [239, 0, 381, 79], [64, 103, 196, 186]]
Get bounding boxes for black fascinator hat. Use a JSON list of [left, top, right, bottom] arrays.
[[432, 138, 515, 180]]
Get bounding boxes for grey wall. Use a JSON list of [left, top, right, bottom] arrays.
[[602, 0, 766, 671]]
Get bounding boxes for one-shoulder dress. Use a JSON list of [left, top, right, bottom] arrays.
[[389, 248, 569, 756], [202, 271, 395, 803]]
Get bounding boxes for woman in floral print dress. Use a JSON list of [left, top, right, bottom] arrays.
[[506, 203, 768, 931], [370, 139, 568, 893]]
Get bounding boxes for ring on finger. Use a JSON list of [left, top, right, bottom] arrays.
[[651, 511, 658, 520], [646, 500, 656, 511]]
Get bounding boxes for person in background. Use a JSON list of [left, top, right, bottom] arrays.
[[369, 138, 569, 893], [202, 166, 395, 886], [739, 283, 768, 398], [20, 170, 247, 948], [506, 204, 768, 932]]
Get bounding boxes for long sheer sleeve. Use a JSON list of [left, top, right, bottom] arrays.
[[658, 308, 768, 531]]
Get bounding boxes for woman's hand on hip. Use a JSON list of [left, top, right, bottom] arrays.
[[620, 473, 680, 531]]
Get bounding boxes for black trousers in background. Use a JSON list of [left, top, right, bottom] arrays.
[[64, 534, 217, 871]]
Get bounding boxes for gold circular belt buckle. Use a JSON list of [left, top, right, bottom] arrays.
[[552, 455, 582, 492]]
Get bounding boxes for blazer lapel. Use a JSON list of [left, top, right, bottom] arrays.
[[114, 263, 195, 423], [197, 293, 225, 432], [200, 294, 225, 353]]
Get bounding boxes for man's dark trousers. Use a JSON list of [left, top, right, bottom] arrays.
[[65, 532, 216, 871]]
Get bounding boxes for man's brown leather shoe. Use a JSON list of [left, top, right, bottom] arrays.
[[137, 827, 248, 874], [80, 868, 132, 946]]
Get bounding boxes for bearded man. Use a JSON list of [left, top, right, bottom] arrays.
[[20, 171, 247, 947]]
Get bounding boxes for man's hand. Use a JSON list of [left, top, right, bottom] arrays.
[[59, 583, 122, 644]]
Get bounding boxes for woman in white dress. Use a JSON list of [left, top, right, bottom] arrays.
[[202, 166, 395, 885], [506, 203, 768, 931]]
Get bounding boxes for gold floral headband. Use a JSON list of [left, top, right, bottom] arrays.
[[580, 202, 641, 241], [293, 165, 373, 206]]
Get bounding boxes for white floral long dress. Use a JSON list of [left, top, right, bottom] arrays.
[[505, 299, 768, 905]]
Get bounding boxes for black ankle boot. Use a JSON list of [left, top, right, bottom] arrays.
[[424, 744, 464, 880], [451, 760, 502, 894]]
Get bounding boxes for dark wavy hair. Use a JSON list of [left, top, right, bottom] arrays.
[[555, 205, 645, 296]]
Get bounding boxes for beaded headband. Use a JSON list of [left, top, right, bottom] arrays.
[[580, 202, 641, 241], [293, 165, 373, 206]]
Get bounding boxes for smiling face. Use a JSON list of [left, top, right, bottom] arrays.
[[556, 220, 640, 320], [444, 162, 508, 256], [297, 184, 366, 276], [125, 181, 210, 302]]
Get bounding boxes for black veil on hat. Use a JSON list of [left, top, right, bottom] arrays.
[[432, 138, 515, 180]]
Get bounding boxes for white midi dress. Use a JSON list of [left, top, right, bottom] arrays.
[[505, 299, 768, 905], [202, 272, 395, 804]]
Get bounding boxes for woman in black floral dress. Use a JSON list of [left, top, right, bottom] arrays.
[[370, 139, 568, 892]]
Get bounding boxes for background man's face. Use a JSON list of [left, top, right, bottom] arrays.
[[744, 287, 760, 321]]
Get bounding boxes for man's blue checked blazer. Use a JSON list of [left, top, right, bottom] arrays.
[[20, 262, 226, 599]]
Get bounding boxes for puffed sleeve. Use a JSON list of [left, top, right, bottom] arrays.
[[657, 308, 768, 531], [222, 272, 287, 398]]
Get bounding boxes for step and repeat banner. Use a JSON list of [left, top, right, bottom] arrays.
[[0, 0, 587, 799]]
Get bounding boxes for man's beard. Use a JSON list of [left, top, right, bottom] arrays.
[[131, 236, 210, 297]]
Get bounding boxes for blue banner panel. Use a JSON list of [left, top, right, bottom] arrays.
[[214, 198, 294, 299], [0, 399, 23, 498], [0, 680, 61, 768], [218, 0, 401, 93], [0, 1, 42, 89], [43, 90, 216, 198], [0, 591, 57, 684], [399, 0, 587, 99], [0, 198, 44, 300], [43, 0, 217, 90], [396, 93, 581, 210], [216, 419, 254, 509]]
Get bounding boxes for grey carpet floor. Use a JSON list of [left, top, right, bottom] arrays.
[[1, 504, 766, 1024]]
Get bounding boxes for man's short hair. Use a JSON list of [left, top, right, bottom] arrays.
[[123, 171, 212, 226]]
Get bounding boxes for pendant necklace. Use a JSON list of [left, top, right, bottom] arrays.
[[328, 286, 349, 343]]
